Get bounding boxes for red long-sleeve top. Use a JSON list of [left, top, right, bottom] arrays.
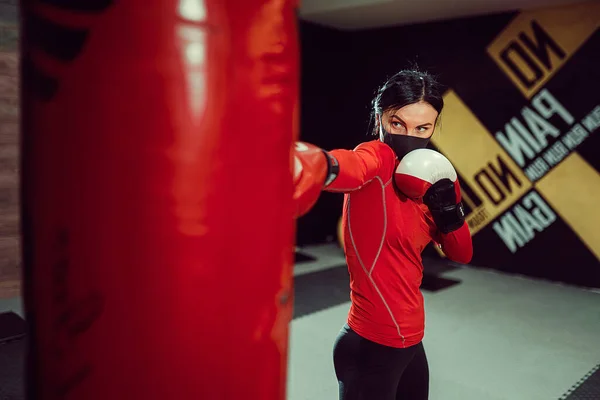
[[326, 140, 473, 348]]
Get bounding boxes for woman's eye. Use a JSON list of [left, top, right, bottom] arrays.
[[417, 126, 428, 132], [392, 122, 402, 128]]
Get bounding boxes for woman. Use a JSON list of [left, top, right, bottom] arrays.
[[320, 69, 473, 399]]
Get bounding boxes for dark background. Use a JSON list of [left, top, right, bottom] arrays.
[[0, 3, 597, 290], [297, 11, 600, 288], [297, 12, 519, 246]]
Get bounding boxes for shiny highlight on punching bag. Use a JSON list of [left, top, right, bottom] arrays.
[[20, 0, 299, 398]]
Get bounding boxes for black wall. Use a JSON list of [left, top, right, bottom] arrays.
[[297, 4, 600, 288], [297, 12, 518, 245], [296, 22, 350, 245]]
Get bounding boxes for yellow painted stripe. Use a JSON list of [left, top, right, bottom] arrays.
[[536, 153, 600, 260], [487, 1, 600, 98], [432, 90, 532, 235]]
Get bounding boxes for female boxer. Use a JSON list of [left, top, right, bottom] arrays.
[[293, 69, 473, 400]]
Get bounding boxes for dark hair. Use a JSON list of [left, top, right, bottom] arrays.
[[370, 69, 444, 135]]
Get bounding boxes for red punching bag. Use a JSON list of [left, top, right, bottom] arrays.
[[20, 0, 299, 399]]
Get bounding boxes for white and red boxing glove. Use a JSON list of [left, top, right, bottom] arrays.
[[293, 142, 339, 218], [394, 148, 465, 234]]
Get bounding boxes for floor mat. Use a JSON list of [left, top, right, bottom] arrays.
[[560, 364, 600, 400], [295, 251, 317, 263], [293, 261, 463, 319], [293, 265, 349, 319], [0, 336, 25, 400], [0, 312, 26, 344], [420, 274, 462, 292], [423, 256, 462, 275]]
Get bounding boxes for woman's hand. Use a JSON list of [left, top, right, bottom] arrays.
[[393, 148, 466, 234], [423, 179, 465, 234], [293, 142, 339, 218]]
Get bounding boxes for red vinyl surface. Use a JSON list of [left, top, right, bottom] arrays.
[[21, 1, 299, 398]]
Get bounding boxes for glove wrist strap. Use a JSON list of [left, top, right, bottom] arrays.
[[322, 151, 339, 187]]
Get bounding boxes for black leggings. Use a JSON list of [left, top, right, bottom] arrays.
[[333, 324, 429, 400]]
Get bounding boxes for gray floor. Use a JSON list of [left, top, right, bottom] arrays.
[[1, 245, 599, 399], [289, 245, 600, 400]]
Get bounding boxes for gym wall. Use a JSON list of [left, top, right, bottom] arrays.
[[0, 2, 597, 289], [298, 1, 600, 288]]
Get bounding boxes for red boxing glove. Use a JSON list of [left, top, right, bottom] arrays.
[[395, 148, 465, 233], [293, 142, 339, 218]]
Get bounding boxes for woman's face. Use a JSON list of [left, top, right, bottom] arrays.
[[380, 101, 439, 139]]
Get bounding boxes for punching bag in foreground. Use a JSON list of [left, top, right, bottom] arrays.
[[20, 0, 299, 398]]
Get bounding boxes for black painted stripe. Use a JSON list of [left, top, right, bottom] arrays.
[[295, 251, 317, 264], [0, 336, 26, 398], [0, 312, 26, 344], [293, 258, 462, 320], [293, 265, 350, 319], [560, 364, 600, 400]]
